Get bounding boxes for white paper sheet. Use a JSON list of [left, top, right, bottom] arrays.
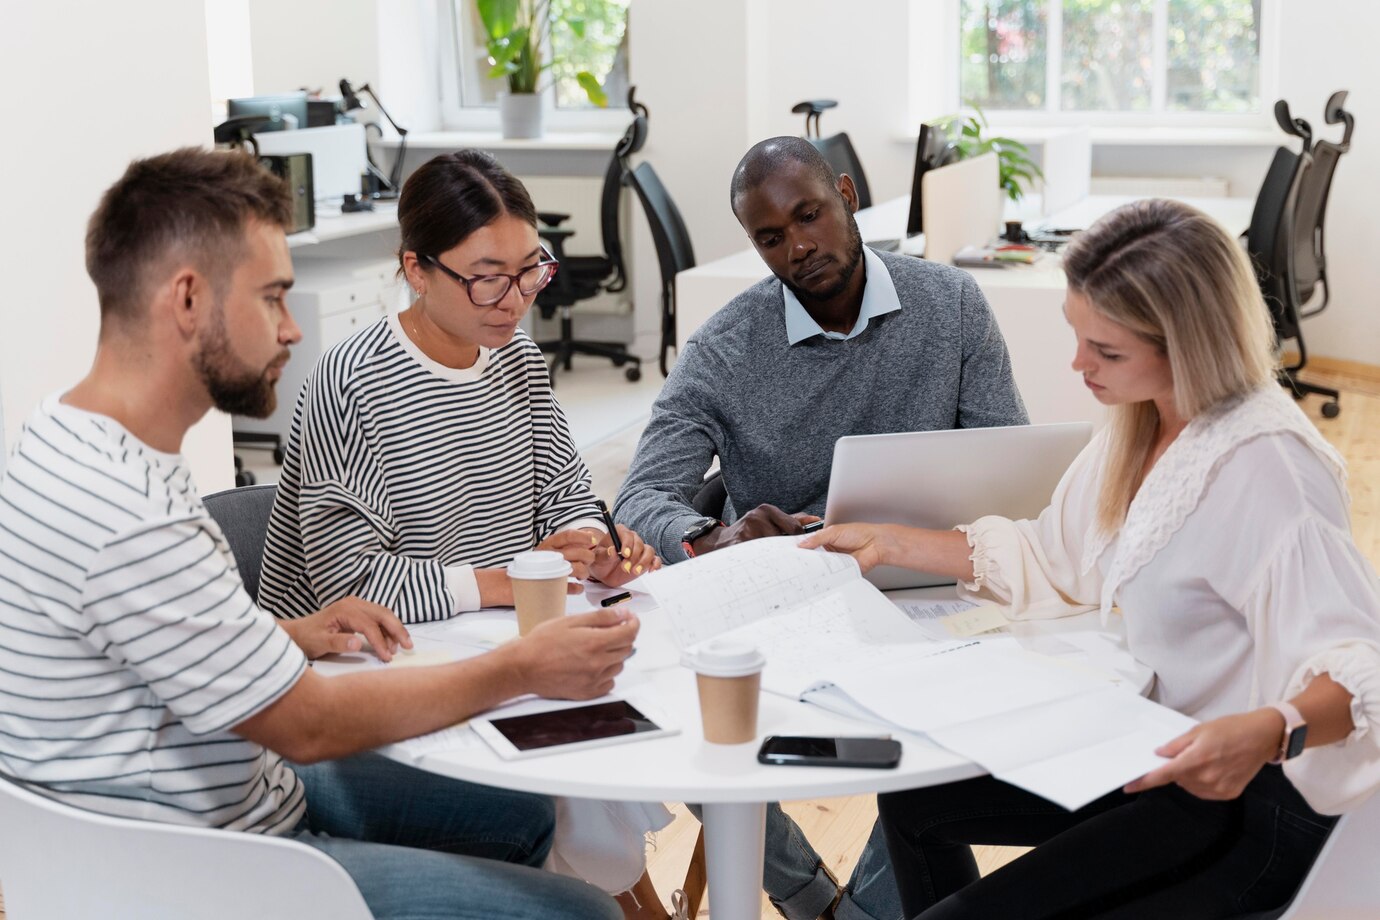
[[635, 537, 859, 648]]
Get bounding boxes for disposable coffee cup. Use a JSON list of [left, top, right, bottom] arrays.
[[508, 551, 573, 636], [683, 640, 766, 744]]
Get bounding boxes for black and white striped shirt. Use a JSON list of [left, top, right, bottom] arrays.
[[0, 398, 306, 833], [258, 315, 601, 622]]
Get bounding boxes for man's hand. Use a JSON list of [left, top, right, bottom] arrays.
[[586, 524, 661, 586], [691, 503, 819, 556], [281, 597, 413, 662], [537, 529, 604, 580], [1124, 709, 1283, 800], [511, 607, 640, 700]]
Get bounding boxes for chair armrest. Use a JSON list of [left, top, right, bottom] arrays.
[[537, 226, 576, 260], [537, 211, 571, 227]]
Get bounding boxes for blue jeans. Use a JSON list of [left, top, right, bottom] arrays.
[[689, 802, 904, 920], [290, 753, 619, 920]]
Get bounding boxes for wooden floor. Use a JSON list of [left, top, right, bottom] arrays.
[[2, 365, 1376, 920]]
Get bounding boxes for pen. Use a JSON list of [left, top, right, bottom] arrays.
[[595, 498, 624, 557], [801, 519, 825, 533], [600, 591, 632, 607]]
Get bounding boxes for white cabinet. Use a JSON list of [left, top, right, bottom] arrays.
[[233, 258, 402, 447]]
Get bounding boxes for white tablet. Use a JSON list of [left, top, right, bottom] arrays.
[[472, 699, 679, 760]]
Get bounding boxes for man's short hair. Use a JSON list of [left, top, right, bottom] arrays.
[[729, 136, 840, 214], [85, 147, 294, 323]]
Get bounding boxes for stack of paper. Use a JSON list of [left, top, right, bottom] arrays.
[[636, 538, 1193, 809]]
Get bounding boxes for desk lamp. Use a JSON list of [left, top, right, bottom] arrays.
[[339, 78, 409, 199]]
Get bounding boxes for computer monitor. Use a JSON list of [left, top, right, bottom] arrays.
[[227, 93, 309, 132], [905, 122, 960, 238]]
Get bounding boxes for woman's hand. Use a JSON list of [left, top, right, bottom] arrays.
[[1124, 708, 1283, 800], [586, 524, 661, 587], [281, 596, 413, 662], [536, 529, 605, 580], [797, 523, 902, 573]]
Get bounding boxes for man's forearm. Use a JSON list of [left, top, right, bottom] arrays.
[[242, 645, 530, 763]]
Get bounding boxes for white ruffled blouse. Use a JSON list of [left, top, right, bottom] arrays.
[[957, 386, 1380, 814]]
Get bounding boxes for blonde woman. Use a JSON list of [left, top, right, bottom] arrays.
[[802, 199, 1380, 918]]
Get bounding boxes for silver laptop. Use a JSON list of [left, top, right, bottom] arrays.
[[824, 423, 1094, 590]]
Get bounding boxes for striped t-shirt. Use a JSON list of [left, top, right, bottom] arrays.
[[0, 397, 306, 834], [258, 315, 602, 622]]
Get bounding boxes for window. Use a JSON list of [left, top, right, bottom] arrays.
[[442, 0, 629, 124], [957, 0, 1268, 120]]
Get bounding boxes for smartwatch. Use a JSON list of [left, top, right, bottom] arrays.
[[1267, 701, 1308, 763], [680, 517, 722, 558]]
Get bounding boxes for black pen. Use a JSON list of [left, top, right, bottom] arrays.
[[595, 498, 624, 557], [600, 591, 632, 607]]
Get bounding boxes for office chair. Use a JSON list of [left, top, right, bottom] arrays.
[[626, 161, 696, 377], [533, 89, 648, 383], [1246, 91, 1352, 418], [793, 99, 872, 209], [204, 483, 278, 600], [692, 469, 728, 520], [0, 773, 374, 919]]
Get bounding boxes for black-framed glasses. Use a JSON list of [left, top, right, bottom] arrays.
[[422, 248, 559, 306]]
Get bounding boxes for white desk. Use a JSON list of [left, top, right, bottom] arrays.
[[675, 194, 1256, 428], [323, 589, 1148, 920]]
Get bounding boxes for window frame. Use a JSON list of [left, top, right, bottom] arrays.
[[940, 0, 1282, 130], [438, 0, 634, 133]]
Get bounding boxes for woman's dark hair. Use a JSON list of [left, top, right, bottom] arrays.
[[397, 149, 538, 271]]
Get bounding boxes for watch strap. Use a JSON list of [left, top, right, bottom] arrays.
[[1267, 701, 1307, 764]]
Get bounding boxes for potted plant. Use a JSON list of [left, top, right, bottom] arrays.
[[935, 102, 1044, 203], [478, 0, 610, 139]]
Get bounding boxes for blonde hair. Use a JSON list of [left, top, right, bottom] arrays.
[[1061, 198, 1277, 533]]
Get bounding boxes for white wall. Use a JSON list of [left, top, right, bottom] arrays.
[[0, 2, 233, 492], [248, 0, 380, 99]]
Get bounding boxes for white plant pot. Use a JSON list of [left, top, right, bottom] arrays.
[[499, 92, 544, 139]]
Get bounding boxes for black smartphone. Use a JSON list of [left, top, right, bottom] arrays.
[[757, 735, 902, 769]]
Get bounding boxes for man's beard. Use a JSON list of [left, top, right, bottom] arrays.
[[193, 308, 285, 419], [782, 213, 865, 306]]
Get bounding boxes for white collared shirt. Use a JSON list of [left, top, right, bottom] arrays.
[[782, 246, 902, 345]]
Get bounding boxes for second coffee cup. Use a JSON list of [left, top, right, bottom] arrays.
[[508, 550, 573, 636], [684, 639, 766, 744]]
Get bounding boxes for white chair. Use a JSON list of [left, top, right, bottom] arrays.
[[1242, 790, 1380, 919], [0, 776, 373, 919]]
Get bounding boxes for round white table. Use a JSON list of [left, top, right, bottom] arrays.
[[341, 585, 1151, 920]]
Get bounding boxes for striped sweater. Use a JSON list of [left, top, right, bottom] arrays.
[[258, 315, 602, 622]]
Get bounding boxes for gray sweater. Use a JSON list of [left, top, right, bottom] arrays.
[[613, 249, 1028, 562]]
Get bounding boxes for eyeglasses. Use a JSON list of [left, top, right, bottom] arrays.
[[422, 249, 559, 306]]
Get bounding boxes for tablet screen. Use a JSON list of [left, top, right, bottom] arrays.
[[489, 700, 662, 752]]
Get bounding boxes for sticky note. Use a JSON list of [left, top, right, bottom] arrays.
[[390, 649, 456, 669], [941, 604, 1009, 638]]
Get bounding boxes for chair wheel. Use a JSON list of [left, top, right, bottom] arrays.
[[1322, 401, 1340, 418], [625, 366, 642, 382], [613, 356, 627, 367], [235, 470, 257, 487], [273, 446, 286, 465]]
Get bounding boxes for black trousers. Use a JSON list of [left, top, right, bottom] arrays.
[[877, 765, 1335, 919]]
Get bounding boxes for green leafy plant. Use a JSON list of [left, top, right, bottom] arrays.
[[477, 0, 608, 106], [935, 102, 1044, 202]]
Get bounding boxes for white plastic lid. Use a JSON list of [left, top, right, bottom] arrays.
[[682, 639, 766, 678], [507, 550, 573, 580]]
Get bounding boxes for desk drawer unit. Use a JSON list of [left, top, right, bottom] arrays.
[[233, 260, 396, 448]]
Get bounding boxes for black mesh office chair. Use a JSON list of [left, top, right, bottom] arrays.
[[793, 99, 872, 209], [533, 91, 648, 383], [626, 161, 696, 377], [1246, 91, 1353, 418]]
